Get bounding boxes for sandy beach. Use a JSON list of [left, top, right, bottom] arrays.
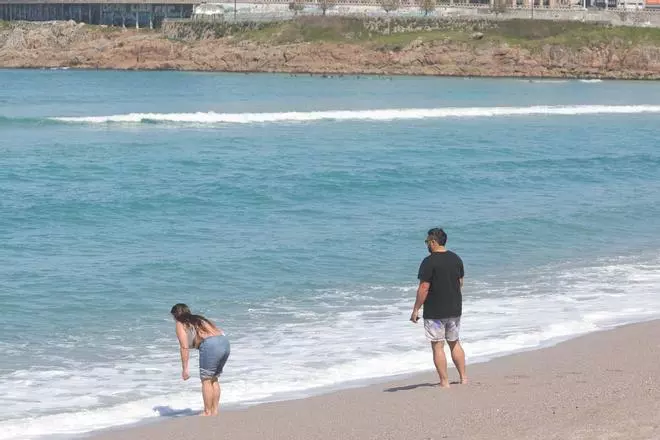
[[89, 319, 660, 440]]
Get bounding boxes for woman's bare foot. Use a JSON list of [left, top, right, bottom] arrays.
[[460, 377, 469, 385], [439, 381, 451, 389]]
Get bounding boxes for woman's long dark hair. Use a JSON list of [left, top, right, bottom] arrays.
[[170, 303, 213, 331]]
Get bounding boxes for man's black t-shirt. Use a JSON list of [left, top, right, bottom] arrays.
[[417, 251, 464, 319]]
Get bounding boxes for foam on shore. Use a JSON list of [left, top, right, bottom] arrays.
[[1, 254, 659, 440]]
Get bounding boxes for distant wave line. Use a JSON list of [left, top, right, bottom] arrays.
[[49, 105, 660, 125]]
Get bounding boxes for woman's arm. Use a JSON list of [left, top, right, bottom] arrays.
[[175, 321, 191, 380]]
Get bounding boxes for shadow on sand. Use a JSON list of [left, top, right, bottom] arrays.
[[152, 406, 199, 417], [383, 382, 439, 392]]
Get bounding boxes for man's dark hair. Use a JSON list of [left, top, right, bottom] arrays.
[[427, 228, 447, 246]]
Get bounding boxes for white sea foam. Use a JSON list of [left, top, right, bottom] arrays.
[[519, 79, 569, 84], [50, 105, 660, 125], [1, 254, 659, 440]]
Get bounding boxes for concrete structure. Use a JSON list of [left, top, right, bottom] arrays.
[[184, 0, 660, 25], [2, 0, 660, 26], [190, 0, 580, 16], [0, 0, 194, 26], [618, 0, 645, 9]]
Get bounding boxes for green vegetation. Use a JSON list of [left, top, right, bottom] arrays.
[[416, 0, 437, 16], [288, 0, 305, 16], [482, 19, 660, 49], [380, 0, 401, 14], [239, 17, 372, 43], [491, 0, 510, 15], [235, 16, 488, 45], [170, 16, 660, 50], [318, 0, 337, 16]]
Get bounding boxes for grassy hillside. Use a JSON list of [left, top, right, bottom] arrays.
[[3, 18, 660, 78], [226, 17, 660, 49]]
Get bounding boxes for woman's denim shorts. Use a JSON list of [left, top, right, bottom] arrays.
[[198, 335, 230, 380]]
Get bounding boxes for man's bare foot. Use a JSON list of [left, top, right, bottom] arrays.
[[439, 382, 451, 389], [460, 378, 468, 385]]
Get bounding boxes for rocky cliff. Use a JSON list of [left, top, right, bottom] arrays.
[[1, 18, 659, 79]]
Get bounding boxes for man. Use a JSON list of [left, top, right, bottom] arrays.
[[410, 228, 467, 388]]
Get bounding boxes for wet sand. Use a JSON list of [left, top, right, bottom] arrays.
[[90, 319, 660, 440]]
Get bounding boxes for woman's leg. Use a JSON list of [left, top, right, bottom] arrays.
[[200, 336, 229, 416], [211, 378, 221, 415], [200, 379, 214, 416]]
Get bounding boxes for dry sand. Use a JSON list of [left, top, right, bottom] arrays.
[[90, 320, 660, 440]]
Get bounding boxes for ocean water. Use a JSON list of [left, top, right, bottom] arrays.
[[1, 70, 660, 440]]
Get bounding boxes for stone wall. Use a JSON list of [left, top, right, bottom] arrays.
[[487, 8, 660, 26]]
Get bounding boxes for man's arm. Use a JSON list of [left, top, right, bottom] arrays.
[[459, 257, 465, 289], [410, 281, 430, 323]]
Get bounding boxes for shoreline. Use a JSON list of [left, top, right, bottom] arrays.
[[0, 65, 650, 80], [3, 64, 659, 81], [85, 318, 660, 440], [3, 19, 660, 80], [3, 58, 660, 440]]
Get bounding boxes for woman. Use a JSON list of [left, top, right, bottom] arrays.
[[171, 303, 230, 416]]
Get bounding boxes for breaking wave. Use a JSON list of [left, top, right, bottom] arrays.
[[48, 105, 660, 125]]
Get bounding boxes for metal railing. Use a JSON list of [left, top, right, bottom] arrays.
[[172, 6, 660, 24], [0, 0, 198, 4]]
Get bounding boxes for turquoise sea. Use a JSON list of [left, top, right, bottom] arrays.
[[1, 70, 660, 439]]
